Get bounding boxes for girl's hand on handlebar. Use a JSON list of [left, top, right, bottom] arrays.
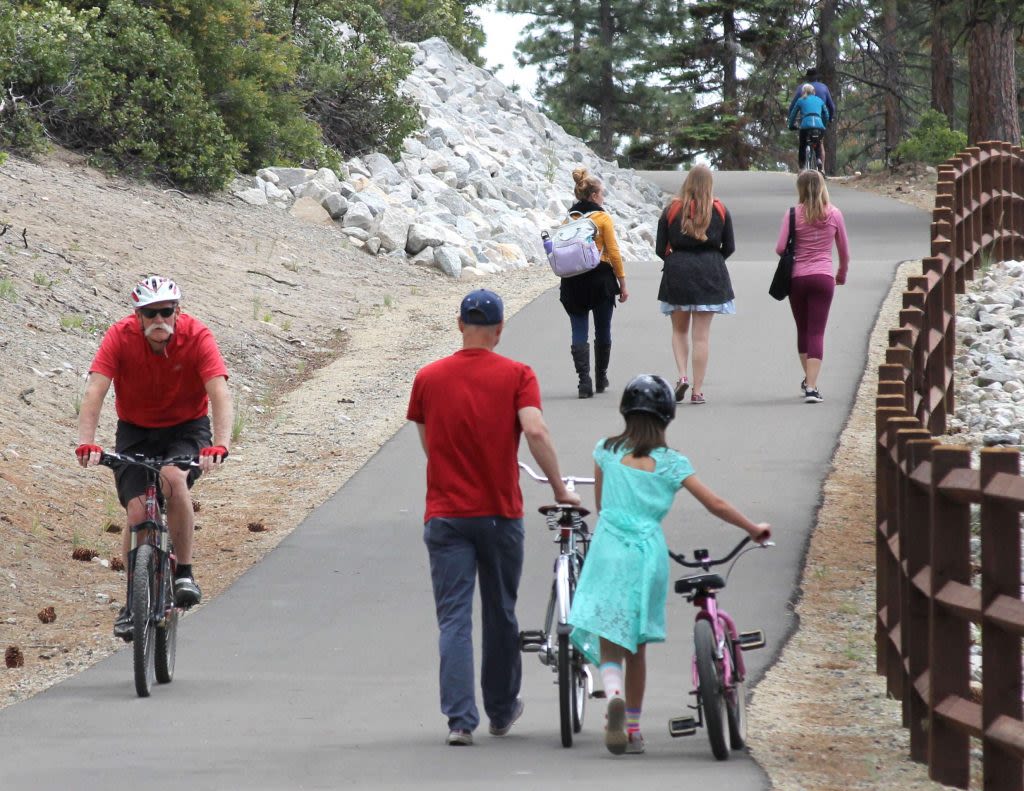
[[750, 523, 771, 545]]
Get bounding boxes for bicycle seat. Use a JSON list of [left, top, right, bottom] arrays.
[[539, 504, 590, 518], [674, 573, 726, 594], [805, 128, 825, 140]]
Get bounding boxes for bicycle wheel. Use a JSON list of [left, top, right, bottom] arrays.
[[568, 566, 585, 734], [558, 631, 574, 747], [724, 633, 746, 749], [132, 544, 156, 698], [694, 619, 728, 760], [155, 552, 177, 685]]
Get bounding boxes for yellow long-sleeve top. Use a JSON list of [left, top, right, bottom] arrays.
[[590, 211, 625, 278]]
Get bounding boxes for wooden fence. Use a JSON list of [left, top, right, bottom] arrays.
[[875, 142, 1024, 789]]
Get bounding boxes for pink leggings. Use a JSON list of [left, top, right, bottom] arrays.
[[789, 274, 835, 360]]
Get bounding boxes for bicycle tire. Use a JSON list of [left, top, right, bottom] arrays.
[[568, 564, 585, 735], [694, 619, 729, 760], [132, 544, 156, 698], [558, 631, 573, 747], [154, 552, 177, 684], [724, 633, 746, 749]]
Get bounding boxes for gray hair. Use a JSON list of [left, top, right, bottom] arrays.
[[801, 83, 815, 96]]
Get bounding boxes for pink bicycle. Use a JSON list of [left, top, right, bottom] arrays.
[[667, 536, 773, 760]]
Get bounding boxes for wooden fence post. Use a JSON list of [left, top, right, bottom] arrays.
[[928, 446, 972, 789], [980, 448, 1023, 791], [876, 406, 909, 678], [904, 437, 938, 762]]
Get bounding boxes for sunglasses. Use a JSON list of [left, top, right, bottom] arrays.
[[139, 306, 176, 319]]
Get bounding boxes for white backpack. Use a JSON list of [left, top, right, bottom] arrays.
[[546, 211, 602, 278]]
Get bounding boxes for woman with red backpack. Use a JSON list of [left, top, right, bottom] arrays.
[[654, 165, 736, 405]]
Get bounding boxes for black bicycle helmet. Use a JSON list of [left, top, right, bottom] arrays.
[[619, 374, 676, 425]]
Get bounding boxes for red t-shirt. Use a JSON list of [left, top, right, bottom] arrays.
[[407, 347, 542, 522], [89, 313, 229, 428]]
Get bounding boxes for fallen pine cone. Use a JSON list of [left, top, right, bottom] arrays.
[[247, 521, 266, 533], [72, 547, 99, 561], [192, 498, 201, 513], [110, 557, 125, 572], [37, 607, 56, 624], [5, 646, 24, 668], [103, 522, 122, 534]]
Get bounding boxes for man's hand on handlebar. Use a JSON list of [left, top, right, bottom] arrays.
[[75, 443, 103, 468], [553, 486, 582, 508], [198, 445, 229, 472]]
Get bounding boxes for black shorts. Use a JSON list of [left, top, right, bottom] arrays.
[[112, 417, 212, 506]]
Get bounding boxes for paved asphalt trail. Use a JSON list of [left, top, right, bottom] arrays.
[[0, 173, 928, 790]]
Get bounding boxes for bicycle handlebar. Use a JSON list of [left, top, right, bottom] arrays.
[[98, 451, 208, 473], [669, 536, 775, 569], [518, 461, 594, 490]]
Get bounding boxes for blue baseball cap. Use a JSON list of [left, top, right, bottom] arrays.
[[460, 289, 504, 326]]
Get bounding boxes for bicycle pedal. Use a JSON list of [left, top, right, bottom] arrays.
[[519, 630, 545, 653], [738, 629, 766, 650], [668, 716, 698, 737]]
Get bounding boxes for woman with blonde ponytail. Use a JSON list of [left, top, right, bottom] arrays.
[[559, 167, 627, 399], [655, 165, 735, 405], [775, 169, 850, 403]]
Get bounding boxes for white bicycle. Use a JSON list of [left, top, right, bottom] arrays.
[[517, 461, 597, 747]]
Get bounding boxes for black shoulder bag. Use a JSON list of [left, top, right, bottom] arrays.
[[769, 207, 796, 301]]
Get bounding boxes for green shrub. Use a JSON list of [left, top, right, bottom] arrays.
[[144, 0, 336, 172], [895, 110, 968, 166], [0, 1, 240, 190], [288, 1, 420, 158]]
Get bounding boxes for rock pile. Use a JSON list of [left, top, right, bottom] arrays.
[[948, 260, 1024, 448], [232, 37, 665, 279]]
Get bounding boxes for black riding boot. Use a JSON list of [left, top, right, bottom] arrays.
[[594, 342, 611, 394], [570, 343, 593, 399]]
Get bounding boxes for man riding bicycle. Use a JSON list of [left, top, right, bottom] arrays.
[[75, 276, 232, 640], [788, 83, 830, 171]]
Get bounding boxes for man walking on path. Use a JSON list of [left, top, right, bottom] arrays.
[[407, 288, 582, 747]]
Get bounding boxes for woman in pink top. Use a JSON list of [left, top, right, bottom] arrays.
[[775, 170, 849, 403]]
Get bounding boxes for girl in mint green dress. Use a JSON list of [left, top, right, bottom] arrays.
[[569, 375, 770, 756]]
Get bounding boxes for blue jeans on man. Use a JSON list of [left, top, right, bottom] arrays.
[[424, 516, 524, 732]]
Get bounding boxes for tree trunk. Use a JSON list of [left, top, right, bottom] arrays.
[[930, 0, 955, 124], [881, 0, 902, 159], [719, 7, 749, 169], [817, 0, 838, 175], [966, 4, 1020, 145], [597, 0, 615, 157]]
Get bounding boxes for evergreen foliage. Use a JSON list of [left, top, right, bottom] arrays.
[[284, 0, 420, 159], [894, 109, 968, 165]]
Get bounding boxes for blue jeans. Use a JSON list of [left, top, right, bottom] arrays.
[[568, 298, 614, 346], [423, 516, 524, 732]]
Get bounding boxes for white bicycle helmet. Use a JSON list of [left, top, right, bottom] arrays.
[[130, 276, 181, 307]]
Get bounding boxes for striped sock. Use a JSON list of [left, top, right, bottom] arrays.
[[599, 661, 623, 700], [626, 708, 641, 734]]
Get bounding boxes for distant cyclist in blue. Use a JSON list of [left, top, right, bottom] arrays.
[[788, 83, 831, 171], [567, 374, 770, 756], [787, 67, 836, 123]]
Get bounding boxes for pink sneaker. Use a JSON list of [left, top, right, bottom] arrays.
[[673, 378, 689, 402], [690, 392, 705, 405]]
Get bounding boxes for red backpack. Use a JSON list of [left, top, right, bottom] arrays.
[[664, 198, 726, 254]]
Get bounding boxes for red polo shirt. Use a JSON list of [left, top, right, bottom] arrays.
[[90, 313, 229, 428], [407, 347, 542, 522]]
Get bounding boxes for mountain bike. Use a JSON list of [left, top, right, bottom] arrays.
[[802, 128, 825, 173], [98, 452, 201, 698], [667, 536, 773, 760], [517, 461, 596, 748]]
